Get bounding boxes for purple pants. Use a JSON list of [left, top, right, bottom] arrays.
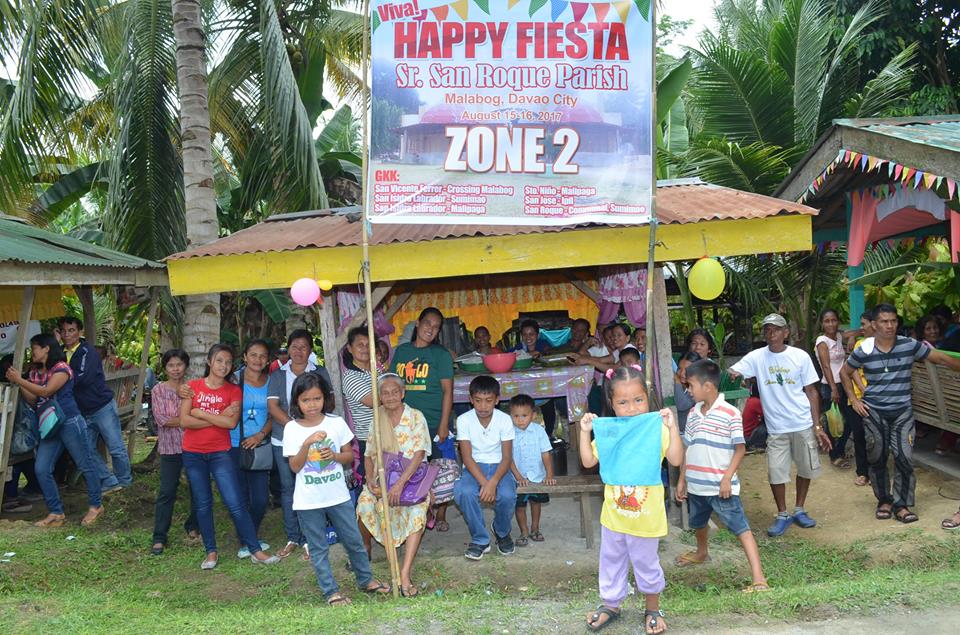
[[599, 526, 665, 608]]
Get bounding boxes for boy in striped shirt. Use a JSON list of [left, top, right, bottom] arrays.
[[675, 359, 768, 592]]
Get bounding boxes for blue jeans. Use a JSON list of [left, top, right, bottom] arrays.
[[453, 463, 517, 546], [35, 415, 102, 515], [84, 401, 132, 487], [299, 501, 373, 598], [229, 447, 269, 536], [182, 450, 261, 555], [273, 444, 303, 545]]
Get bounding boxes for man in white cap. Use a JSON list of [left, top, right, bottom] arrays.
[[728, 314, 832, 536]]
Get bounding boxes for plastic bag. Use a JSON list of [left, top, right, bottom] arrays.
[[825, 403, 844, 438]]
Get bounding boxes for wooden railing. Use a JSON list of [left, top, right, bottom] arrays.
[[104, 367, 143, 428], [912, 360, 960, 435]]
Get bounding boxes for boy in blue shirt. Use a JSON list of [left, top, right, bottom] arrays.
[[453, 375, 517, 560], [508, 394, 555, 546]]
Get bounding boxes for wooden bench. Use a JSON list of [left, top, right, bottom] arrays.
[[517, 474, 604, 548]]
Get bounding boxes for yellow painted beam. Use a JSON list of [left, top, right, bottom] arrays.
[[167, 215, 811, 295]]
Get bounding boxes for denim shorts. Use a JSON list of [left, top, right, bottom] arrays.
[[687, 493, 751, 536]]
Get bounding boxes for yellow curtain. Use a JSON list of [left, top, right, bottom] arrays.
[[387, 274, 598, 345], [0, 286, 73, 322]]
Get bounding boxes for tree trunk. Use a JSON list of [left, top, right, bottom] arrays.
[[171, 0, 219, 375]]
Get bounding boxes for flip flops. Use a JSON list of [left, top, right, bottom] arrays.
[[674, 551, 710, 567], [586, 605, 620, 632]]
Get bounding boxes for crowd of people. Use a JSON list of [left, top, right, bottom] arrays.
[[4, 304, 960, 631]]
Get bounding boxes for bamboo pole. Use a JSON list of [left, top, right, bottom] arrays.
[[127, 289, 159, 460], [644, 1, 660, 407], [361, 0, 401, 597], [0, 286, 36, 509]]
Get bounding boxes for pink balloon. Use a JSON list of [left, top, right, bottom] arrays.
[[290, 278, 320, 306]]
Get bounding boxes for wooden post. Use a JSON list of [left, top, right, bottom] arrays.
[[317, 290, 344, 416], [0, 286, 36, 509], [127, 290, 159, 460], [361, 0, 401, 597], [77, 285, 97, 342], [654, 268, 686, 529]]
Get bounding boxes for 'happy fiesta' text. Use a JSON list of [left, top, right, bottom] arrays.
[[393, 21, 631, 61]]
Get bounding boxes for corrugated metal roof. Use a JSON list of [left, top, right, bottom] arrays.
[[0, 215, 165, 270], [835, 116, 960, 152], [168, 180, 816, 260]]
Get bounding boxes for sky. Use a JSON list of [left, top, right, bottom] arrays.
[[661, 0, 720, 57]]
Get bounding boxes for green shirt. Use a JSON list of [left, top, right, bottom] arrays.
[[392, 342, 454, 433]]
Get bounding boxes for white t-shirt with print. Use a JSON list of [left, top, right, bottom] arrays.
[[282, 416, 354, 511], [456, 408, 515, 464], [729, 345, 820, 434]]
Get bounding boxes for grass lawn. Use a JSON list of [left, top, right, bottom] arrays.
[[2, 458, 960, 633]]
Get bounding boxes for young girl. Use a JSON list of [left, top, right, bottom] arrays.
[[5, 333, 103, 527], [283, 372, 391, 605], [579, 366, 683, 635], [179, 344, 279, 570], [150, 349, 199, 555]]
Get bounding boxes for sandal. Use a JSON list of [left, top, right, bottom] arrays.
[[80, 506, 105, 527], [515, 534, 529, 547], [327, 592, 351, 606], [854, 475, 870, 487], [529, 530, 544, 542], [940, 512, 960, 531], [436, 520, 449, 532], [277, 541, 298, 558], [586, 605, 620, 632], [831, 457, 851, 469], [895, 508, 919, 524], [645, 609, 668, 635], [363, 580, 391, 595], [875, 504, 893, 520], [674, 551, 710, 567], [34, 514, 66, 528], [185, 530, 201, 543], [742, 583, 770, 593], [150, 543, 165, 556], [400, 584, 419, 598], [302, 543, 311, 562]]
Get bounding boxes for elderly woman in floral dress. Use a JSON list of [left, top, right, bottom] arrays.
[[356, 373, 430, 598]]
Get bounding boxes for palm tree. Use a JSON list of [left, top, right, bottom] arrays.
[[682, 0, 917, 193], [171, 0, 220, 371], [0, 0, 364, 361]]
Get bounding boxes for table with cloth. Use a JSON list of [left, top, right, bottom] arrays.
[[453, 364, 595, 421]]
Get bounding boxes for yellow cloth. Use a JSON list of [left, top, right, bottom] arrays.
[[591, 423, 670, 538], [0, 286, 72, 323], [851, 338, 867, 401], [386, 273, 599, 346], [65, 342, 80, 363]]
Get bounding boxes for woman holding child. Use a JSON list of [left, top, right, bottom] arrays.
[[356, 373, 430, 597]]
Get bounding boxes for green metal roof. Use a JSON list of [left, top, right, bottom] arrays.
[[834, 116, 960, 153], [0, 215, 164, 270]]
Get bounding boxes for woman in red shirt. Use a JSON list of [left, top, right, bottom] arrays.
[[179, 344, 279, 570]]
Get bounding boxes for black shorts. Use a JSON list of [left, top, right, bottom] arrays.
[[516, 493, 550, 507]]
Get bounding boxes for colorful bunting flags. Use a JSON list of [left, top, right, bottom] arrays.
[[592, 2, 610, 21], [612, 0, 631, 21], [571, 1, 588, 20], [799, 148, 959, 204], [451, 0, 468, 19], [551, 0, 567, 20]]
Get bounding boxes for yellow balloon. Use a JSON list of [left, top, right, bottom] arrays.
[[317, 279, 333, 291], [688, 257, 725, 301]]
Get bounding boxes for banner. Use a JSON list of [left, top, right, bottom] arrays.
[[368, 0, 654, 225]]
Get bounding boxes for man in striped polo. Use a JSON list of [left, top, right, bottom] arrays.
[[842, 303, 960, 523]]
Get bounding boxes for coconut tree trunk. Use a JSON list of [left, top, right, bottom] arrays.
[[171, 0, 219, 375]]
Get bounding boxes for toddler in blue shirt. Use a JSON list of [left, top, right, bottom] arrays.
[[508, 394, 556, 546]]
